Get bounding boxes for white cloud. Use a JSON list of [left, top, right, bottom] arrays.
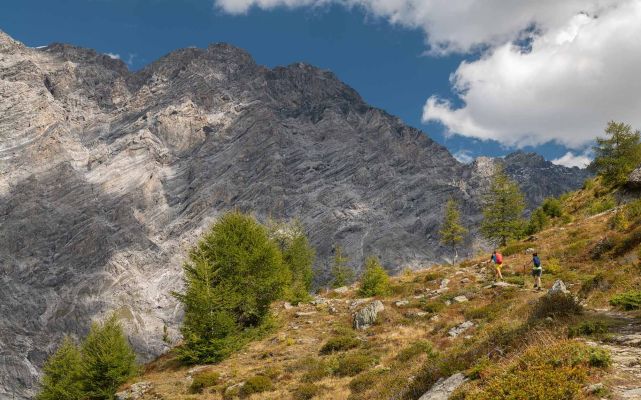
[[551, 151, 592, 168], [104, 52, 121, 60], [453, 150, 474, 164], [215, 0, 641, 150], [423, 1, 641, 149]]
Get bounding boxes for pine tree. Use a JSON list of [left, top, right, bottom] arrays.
[[359, 256, 391, 297], [330, 245, 353, 288], [282, 226, 316, 304], [481, 167, 526, 246], [36, 337, 84, 400], [590, 121, 641, 186], [174, 211, 290, 363], [81, 315, 137, 399], [439, 198, 468, 260]]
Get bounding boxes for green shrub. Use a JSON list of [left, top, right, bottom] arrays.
[[294, 357, 333, 382], [240, 375, 273, 397], [588, 195, 616, 215], [610, 210, 629, 231], [348, 370, 384, 393], [464, 303, 503, 321], [590, 236, 616, 260], [568, 321, 609, 339], [612, 226, 641, 256], [610, 290, 641, 310], [334, 353, 378, 377], [579, 272, 611, 297], [189, 370, 220, 394], [542, 197, 563, 218], [174, 211, 290, 364], [583, 178, 596, 190], [626, 198, 641, 221], [531, 292, 582, 320], [424, 271, 445, 282], [587, 347, 612, 368], [292, 383, 322, 400], [543, 258, 561, 274], [319, 335, 360, 355], [359, 256, 391, 297], [526, 208, 549, 235], [395, 341, 435, 362], [420, 300, 446, 314], [500, 241, 530, 257], [464, 341, 609, 400]]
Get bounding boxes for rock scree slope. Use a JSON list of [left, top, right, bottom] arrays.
[[0, 30, 588, 398]]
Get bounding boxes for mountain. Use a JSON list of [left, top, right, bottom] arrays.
[[0, 30, 588, 399]]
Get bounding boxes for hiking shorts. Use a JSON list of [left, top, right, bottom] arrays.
[[495, 263, 502, 270], [532, 269, 542, 277]]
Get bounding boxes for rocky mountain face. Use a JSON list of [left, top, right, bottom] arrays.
[[0, 30, 589, 398]]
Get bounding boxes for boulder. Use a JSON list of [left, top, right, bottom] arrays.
[[627, 166, 641, 187], [418, 373, 467, 400], [115, 382, 153, 400], [448, 321, 474, 337], [453, 295, 468, 303], [439, 279, 450, 289], [395, 300, 410, 307], [334, 286, 350, 294], [548, 280, 570, 295], [353, 300, 385, 330]]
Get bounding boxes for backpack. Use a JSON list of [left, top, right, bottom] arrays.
[[495, 252, 503, 264], [533, 256, 541, 268]]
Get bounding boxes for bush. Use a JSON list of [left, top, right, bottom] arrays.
[[500, 241, 529, 257], [189, 370, 220, 394], [240, 375, 273, 397], [531, 292, 582, 320], [359, 256, 391, 297], [420, 300, 446, 314], [348, 370, 384, 393], [588, 195, 616, 215], [610, 291, 641, 310], [587, 347, 612, 368], [174, 211, 290, 363], [464, 341, 609, 400], [542, 197, 563, 218], [334, 353, 378, 377], [612, 226, 641, 256], [543, 258, 561, 275], [319, 335, 360, 355], [395, 341, 435, 362], [292, 383, 322, 400], [424, 271, 445, 282], [526, 208, 549, 235], [568, 321, 609, 339], [579, 273, 611, 297]]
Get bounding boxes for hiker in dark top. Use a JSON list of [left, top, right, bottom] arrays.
[[532, 252, 543, 290]]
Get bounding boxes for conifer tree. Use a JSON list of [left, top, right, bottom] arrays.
[[439, 198, 468, 259], [282, 225, 316, 304], [481, 167, 526, 246], [330, 245, 353, 288], [36, 337, 84, 400], [174, 211, 290, 363], [526, 207, 550, 235], [590, 121, 641, 186], [359, 256, 391, 297], [81, 315, 137, 399]]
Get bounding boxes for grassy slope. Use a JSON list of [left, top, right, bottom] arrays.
[[123, 179, 641, 399]]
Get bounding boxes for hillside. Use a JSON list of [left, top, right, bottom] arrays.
[[117, 178, 641, 400], [0, 29, 589, 398]]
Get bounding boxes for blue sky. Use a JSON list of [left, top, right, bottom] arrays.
[[4, 0, 636, 167]]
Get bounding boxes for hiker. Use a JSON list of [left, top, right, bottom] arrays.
[[491, 250, 503, 281], [531, 252, 543, 290]]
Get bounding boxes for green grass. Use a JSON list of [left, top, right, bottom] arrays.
[[610, 290, 641, 310]]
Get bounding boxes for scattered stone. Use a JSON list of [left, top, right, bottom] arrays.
[[448, 321, 474, 337], [460, 277, 470, 284], [283, 302, 293, 310], [334, 286, 349, 294], [429, 315, 440, 322], [455, 270, 464, 275], [418, 373, 467, 400], [311, 296, 327, 305], [584, 383, 605, 394], [295, 311, 317, 317], [444, 300, 452, 306], [492, 281, 515, 288], [527, 235, 539, 242], [349, 298, 371, 310], [439, 279, 450, 289], [413, 294, 425, 299], [395, 300, 410, 307], [353, 300, 385, 330], [627, 166, 641, 187], [525, 248, 536, 254], [548, 280, 570, 295], [436, 288, 449, 294], [116, 382, 153, 400], [453, 295, 468, 303]]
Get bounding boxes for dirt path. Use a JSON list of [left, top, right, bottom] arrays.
[[586, 312, 641, 399]]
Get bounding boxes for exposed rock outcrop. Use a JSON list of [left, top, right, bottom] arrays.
[[418, 373, 467, 400], [353, 300, 384, 330]]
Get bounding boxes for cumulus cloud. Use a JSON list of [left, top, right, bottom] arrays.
[[104, 52, 121, 60], [215, 0, 641, 150], [551, 152, 592, 168]]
